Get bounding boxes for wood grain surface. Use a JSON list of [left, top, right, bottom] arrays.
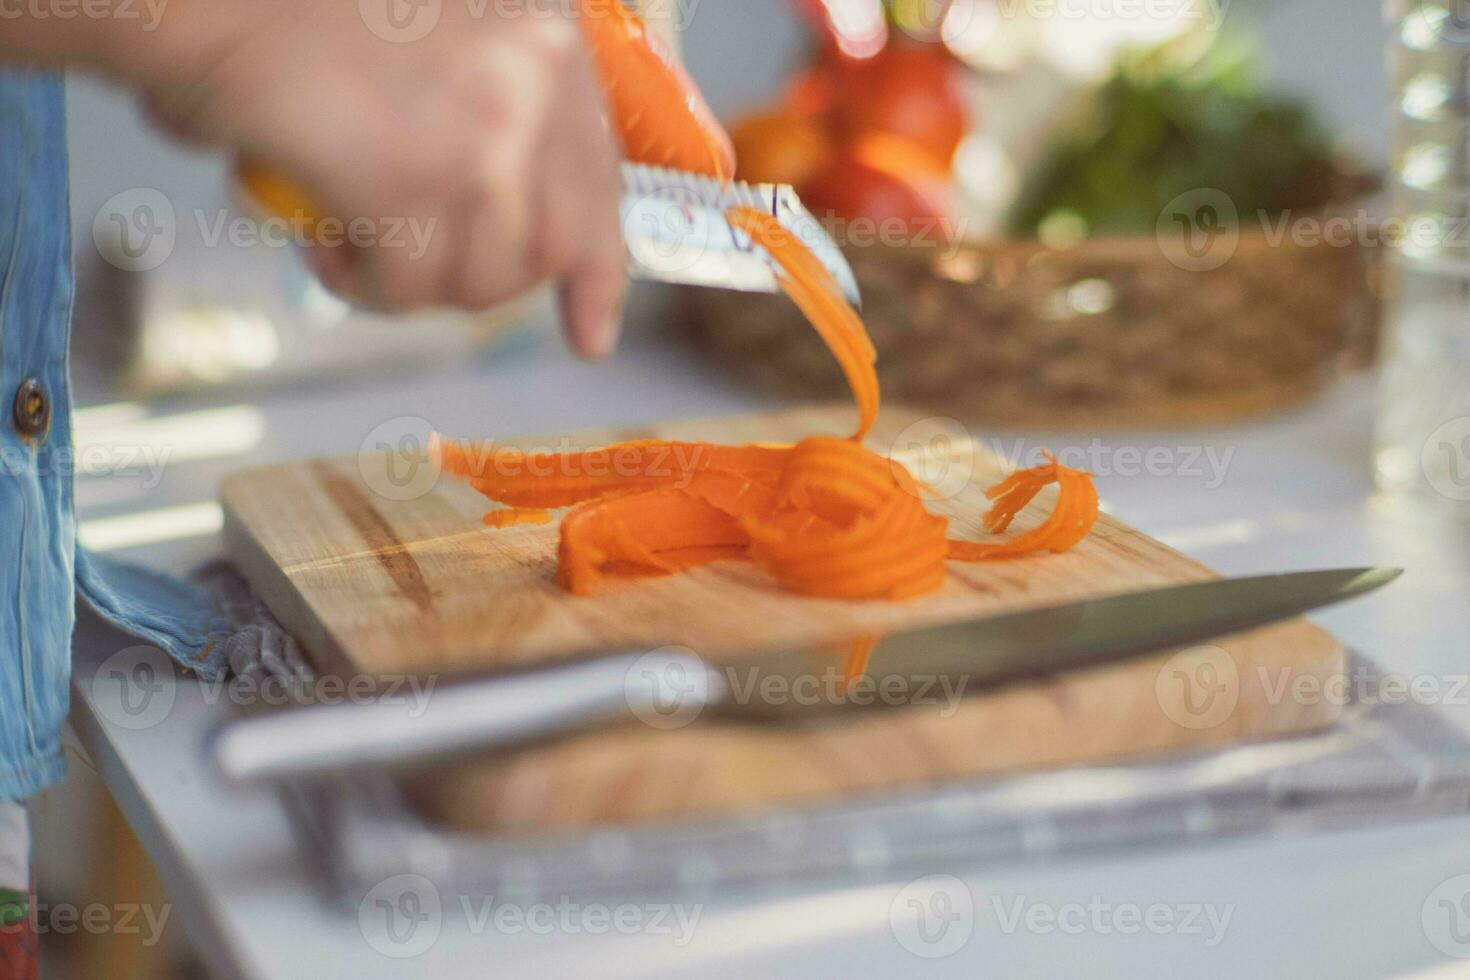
[[221, 405, 1344, 832]]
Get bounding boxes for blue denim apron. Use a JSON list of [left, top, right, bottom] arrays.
[[1, 69, 231, 800]]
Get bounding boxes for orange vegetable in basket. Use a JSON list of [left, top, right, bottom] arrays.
[[781, 66, 839, 119], [729, 111, 834, 188], [853, 131, 953, 183], [801, 152, 947, 226], [831, 41, 968, 169]]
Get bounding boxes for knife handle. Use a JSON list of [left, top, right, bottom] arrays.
[[209, 649, 723, 786], [236, 159, 322, 227]]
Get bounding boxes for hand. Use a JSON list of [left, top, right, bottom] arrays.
[[122, 2, 628, 357]]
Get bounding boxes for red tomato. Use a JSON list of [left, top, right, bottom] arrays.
[[801, 152, 948, 228], [832, 42, 968, 170], [781, 66, 838, 119], [729, 111, 834, 188]]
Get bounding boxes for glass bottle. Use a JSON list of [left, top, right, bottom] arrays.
[[1374, 0, 1470, 511]]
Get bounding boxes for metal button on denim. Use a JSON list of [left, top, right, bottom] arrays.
[[13, 377, 50, 441]]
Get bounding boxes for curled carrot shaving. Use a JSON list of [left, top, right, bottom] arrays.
[[430, 435, 789, 509], [841, 635, 879, 688], [725, 207, 879, 441], [439, 432, 1100, 600], [947, 453, 1101, 562], [556, 488, 747, 594], [745, 459, 950, 600], [439, 433, 1096, 597], [483, 508, 553, 528]]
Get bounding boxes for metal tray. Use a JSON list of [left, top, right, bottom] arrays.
[[269, 653, 1470, 907]]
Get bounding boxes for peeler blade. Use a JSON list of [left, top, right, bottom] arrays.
[[619, 162, 862, 308]]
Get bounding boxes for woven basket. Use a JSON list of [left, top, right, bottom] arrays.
[[683, 187, 1382, 427]]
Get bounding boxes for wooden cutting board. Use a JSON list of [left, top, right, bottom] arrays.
[[221, 405, 1344, 833]]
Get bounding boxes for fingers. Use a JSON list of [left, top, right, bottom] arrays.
[[557, 248, 627, 359], [158, 6, 630, 340], [551, 151, 626, 358], [548, 29, 627, 357], [302, 242, 357, 295]]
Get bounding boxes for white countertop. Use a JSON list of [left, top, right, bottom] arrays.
[[66, 306, 1470, 978]]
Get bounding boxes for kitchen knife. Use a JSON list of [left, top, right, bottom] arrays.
[[209, 567, 1400, 786]]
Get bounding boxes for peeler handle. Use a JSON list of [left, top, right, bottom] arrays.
[[209, 648, 723, 786]]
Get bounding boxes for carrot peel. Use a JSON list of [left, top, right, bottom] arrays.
[[725, 206, 879, 441], [436, 430, 1099, 599], [948, 452, 1101, 561], [483, 508, 554, 528]]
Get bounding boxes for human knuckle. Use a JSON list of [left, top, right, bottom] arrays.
[[372, 259, 437, 309], [451, 253, 522, 308], [477, 130, 523, 185], [524, 17, 579, 64], [450, 279, 505, 311], [433, 41, 519, 122], [532, 223, 579, 278], [374, 145, 438, 206]]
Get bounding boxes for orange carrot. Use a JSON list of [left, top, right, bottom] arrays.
[[578, 0, 736, 180]]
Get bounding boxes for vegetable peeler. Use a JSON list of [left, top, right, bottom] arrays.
[[618, 162, 861, 306], [239, 161, 862, 307]]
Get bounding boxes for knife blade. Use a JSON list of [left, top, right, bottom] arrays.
[[210, 567, 1399, 786], [619, 162, 861, 306]]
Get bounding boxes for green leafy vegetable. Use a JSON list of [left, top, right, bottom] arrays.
[[1009, 34, 1338, 238]]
